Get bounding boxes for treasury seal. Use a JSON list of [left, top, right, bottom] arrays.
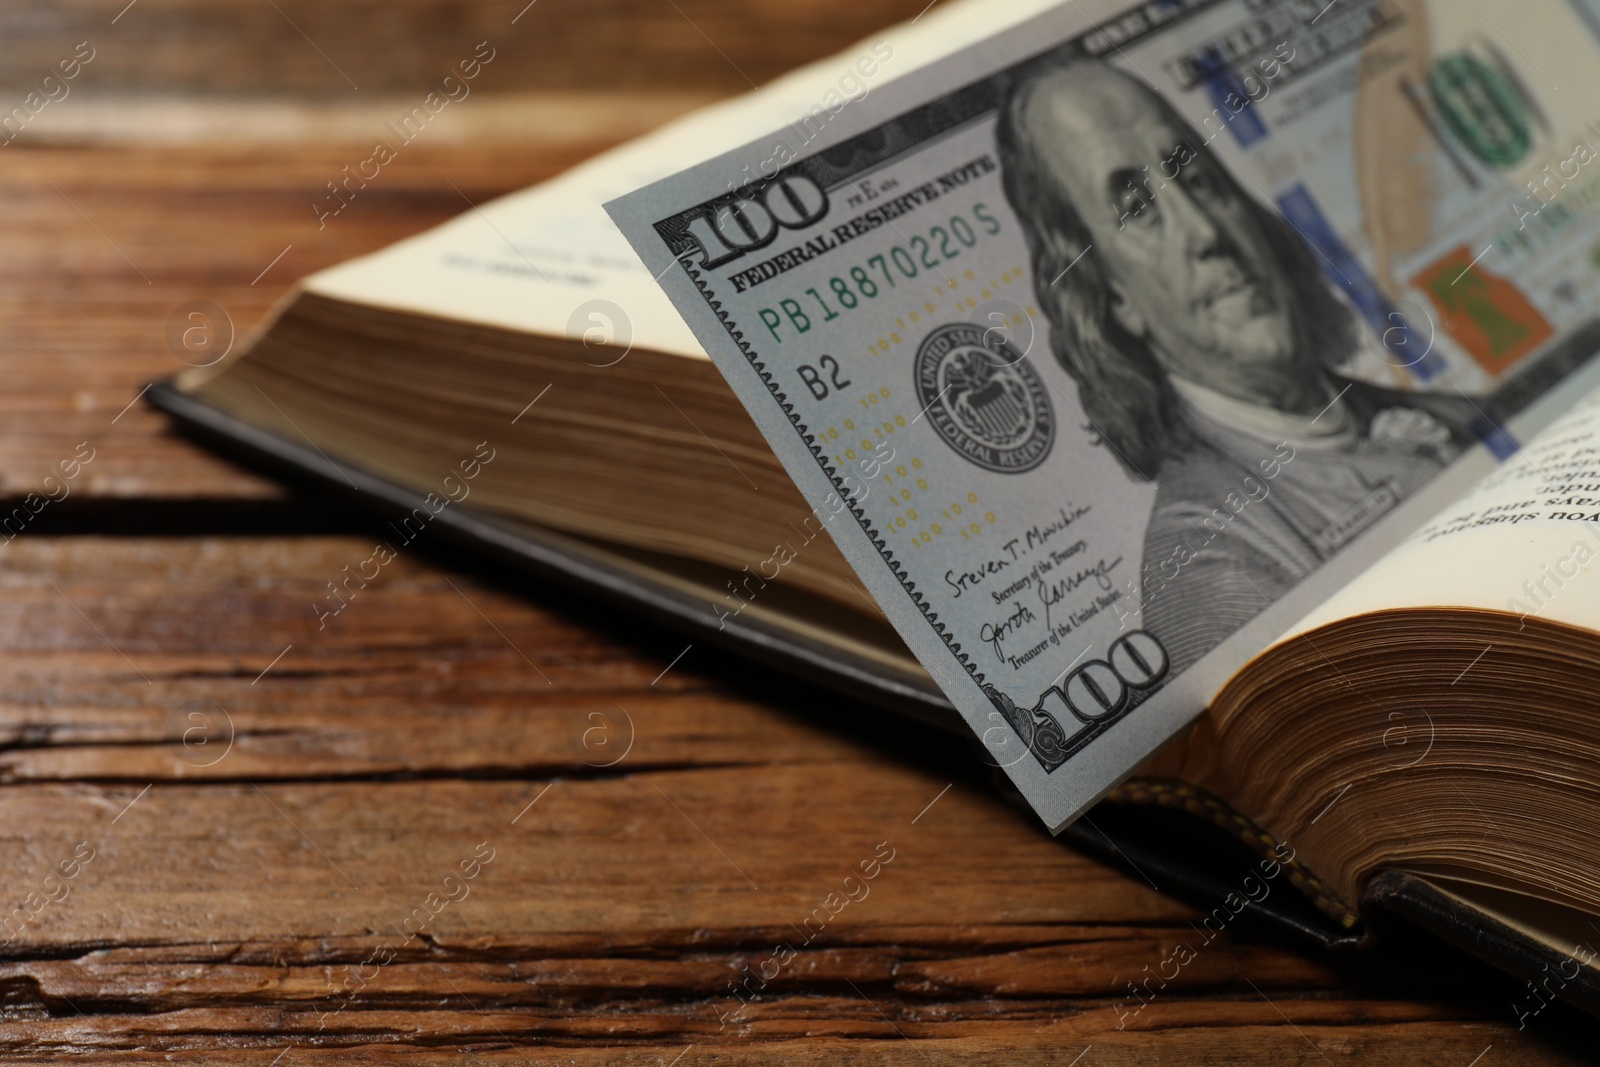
[[913, 322, 1053, 473]]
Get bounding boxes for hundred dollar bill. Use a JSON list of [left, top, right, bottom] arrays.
[[607, 0, 1600, 829]]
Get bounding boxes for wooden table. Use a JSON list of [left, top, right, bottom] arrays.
[[0, 1, 1594, 1060]]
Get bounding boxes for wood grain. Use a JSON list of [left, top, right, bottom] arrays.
[[0, 537, 1592, 1058], [0, 102, 701, 501], [0, 0, 932, 94], [4, 4, 1597, 1057]]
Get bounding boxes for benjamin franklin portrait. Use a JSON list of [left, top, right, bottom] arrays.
[[996, 56, 1479, 675]]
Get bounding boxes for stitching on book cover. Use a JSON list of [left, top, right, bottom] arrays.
[[1106, 777, 1359, 929]]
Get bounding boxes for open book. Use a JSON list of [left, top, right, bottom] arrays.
[[153, 0, 1600, 1021]]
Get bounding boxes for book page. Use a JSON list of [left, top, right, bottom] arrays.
[[1295, 369, 1600, 635], [301, 0, 1069, 357]]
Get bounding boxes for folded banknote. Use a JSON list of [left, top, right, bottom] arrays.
[[608, 0, 1600, 827]]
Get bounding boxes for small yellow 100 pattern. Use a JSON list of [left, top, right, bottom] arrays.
[[825, 389, 906, 465], [907, 491, 998, 549]]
